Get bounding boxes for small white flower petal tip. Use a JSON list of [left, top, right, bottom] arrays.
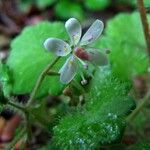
[[86, 48, 108, 66], [65, 18, 82, 46], [59, 56, 77, 84], [80, 19, 104, 46], [44, 38, 71, 56]]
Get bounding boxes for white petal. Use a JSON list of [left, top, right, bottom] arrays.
[[80, 20, 104, 46], [86, 48, 108, 66], [65, 18, 82, 46], [59, 55, 77, 84], [44, 38, 71, 56]]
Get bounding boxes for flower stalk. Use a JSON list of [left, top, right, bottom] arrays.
[[126, 90, 150, 122], [137, 0, 150, 56], [26, 56, 61, 107], [7, 100, 26, 112], [126, 0, 150, 122]]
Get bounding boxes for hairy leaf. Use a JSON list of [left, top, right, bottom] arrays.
[[53, 69, 135, 149], [86, 69, 135, 117]]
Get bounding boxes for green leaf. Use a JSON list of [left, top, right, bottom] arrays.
[[6, 21, 68, 98], [86, 68, 135, 117], [53, 113, 125, 149], [36, 0, 56, 9], [0, 63, 12, 98], [92, 12, 149, 81], [0, 89, 8, 105], [19, 0, 33, 12], [54, 0, 85, 21], [85, 0, 111, 11], [0, 89, 5, 113], [53, 69, 135, 149]]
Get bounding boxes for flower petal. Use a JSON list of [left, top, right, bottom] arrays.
[[59, 55, 77, 84], [86, 48, 108, 66], [80, 20, 104, 46], [44, 38, 71, 56], [65, 18, 82, 46]]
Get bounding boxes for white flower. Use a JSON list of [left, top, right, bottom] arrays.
[[44, 18, 108, 84]]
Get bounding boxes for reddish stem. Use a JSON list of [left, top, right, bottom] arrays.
[[137, 0, 150, 56]]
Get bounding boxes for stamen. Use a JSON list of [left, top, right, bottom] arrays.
[[80, 73, 87, 85], [81, 79, 87, 85], [77, 57, 93, 78], [69, 60, 74, 65], [64, 46, 68, 52], [83, 63, 88, 69], [77, 57, 88, 70]]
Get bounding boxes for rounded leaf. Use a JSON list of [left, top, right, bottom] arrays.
[[6, 22, 69, 98]]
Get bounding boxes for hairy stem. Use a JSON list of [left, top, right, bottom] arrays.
[[7, 99, 33, 139], [7, 100, 26, 112], [137, 0, 150, 56], [126, 90, 150, 122], [26, 56, 61, 106]]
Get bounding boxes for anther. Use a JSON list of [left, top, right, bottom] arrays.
[[81, 79, 87, 85], [83, 63, 88, 69]]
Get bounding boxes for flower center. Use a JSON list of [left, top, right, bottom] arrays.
[[74, 47, 90, 61]]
